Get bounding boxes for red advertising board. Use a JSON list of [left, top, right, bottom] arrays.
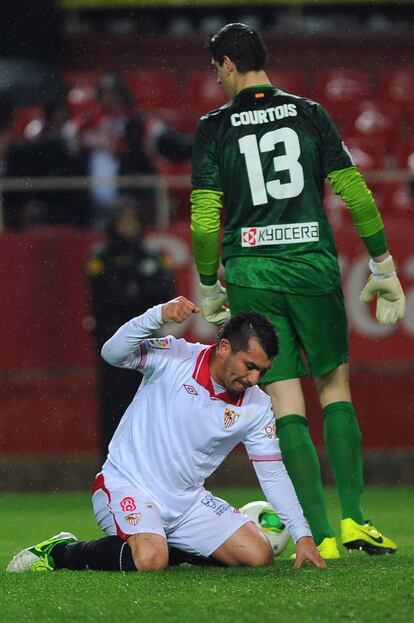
[[0, 220, 413, 454]]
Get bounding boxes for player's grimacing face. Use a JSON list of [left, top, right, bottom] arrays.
[[216, 338, 272, 395]]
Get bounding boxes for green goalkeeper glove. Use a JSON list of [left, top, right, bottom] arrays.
[[360, 255, 405, 325], [200, 281, 231, 325]]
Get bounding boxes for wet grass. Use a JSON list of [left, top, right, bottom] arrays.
[[1, 487, 413, 623]]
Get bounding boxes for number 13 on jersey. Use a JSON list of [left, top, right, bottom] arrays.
[[239, 127, 304, 206]]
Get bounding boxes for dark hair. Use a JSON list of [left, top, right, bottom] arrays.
[[216, 312, 278, 360], [208, 23, 268, 73]]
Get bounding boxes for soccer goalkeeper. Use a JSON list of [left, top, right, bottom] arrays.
[[191, 23, 405, 559]]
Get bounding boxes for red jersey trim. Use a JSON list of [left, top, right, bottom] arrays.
[[192, 345, 244, 407], [137, 342, 148, 370], [91, 472, 132, 541], [114, 519, 131, 541], [91, 471, 111, 500]]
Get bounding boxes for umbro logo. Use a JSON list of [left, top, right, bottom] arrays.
[[183, 384, 198, 395]]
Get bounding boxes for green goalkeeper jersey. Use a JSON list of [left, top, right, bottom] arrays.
[[191, 85, 355, 294]]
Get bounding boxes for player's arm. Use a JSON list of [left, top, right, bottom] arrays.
[[191, 188, 222, 284], [252, 460, 325, 568], [251, 457, 311, 543], [328, 166, 405, 324], [243, 406, 324, 567], [191, 189, 230, 325], [191, 118, 230, 325], [101, 297, 198, 370]]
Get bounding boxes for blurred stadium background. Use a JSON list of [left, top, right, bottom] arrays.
[[0, 0, 413, 490]]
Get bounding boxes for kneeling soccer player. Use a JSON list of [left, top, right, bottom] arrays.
[[8, 296, 325, 572]]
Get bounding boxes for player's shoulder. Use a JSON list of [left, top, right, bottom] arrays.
[[274, 90, 333, 132], [196, 89, 322, 127], [146, 336, 174, 350], [197, 100, 234, 125], [146, 336, 206, 358], [244, 384, 272, 410], [275, 89, 321, 110]]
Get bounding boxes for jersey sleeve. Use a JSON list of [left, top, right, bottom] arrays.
[[191, 118, 222, 191], [101, 306, 192, 382], [315, 104, 354, 177], [134, 336, 186, 381], [101, 304, 166, 374], [252, 460, 311, 543], [328, 166, 388, 256], [242, 393, 311, 542], [190, 188, 223, 280], [242, 400, 282, 462]]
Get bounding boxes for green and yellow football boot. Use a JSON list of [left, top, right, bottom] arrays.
[[317, 537, 341, 560], [6, 532, 77, 572], [341, 518, 397, 555]]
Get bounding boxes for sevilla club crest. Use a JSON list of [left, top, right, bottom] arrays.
[[224, 408, 240, 429]]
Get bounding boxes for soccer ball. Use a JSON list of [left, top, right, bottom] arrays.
[[240, 500, 290, 556]]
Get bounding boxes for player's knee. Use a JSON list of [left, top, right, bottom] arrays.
[[239, 539, 274, 567], [249, 540, 274, 567], [220, 522, 274, 567], [134, 549, 169, 572], [128, 534, 168, 572]]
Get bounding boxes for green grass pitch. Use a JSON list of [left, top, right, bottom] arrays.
[[1, 487, 413, 623]]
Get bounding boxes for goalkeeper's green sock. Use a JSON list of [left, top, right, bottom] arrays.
[[277, 414, 335, 546], [323, 401, 365, 524]]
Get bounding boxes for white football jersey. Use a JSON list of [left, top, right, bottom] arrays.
[[101, 304, 310, 541]]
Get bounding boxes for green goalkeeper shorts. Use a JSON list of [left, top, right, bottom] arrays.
[[227, 284, 349, 383]]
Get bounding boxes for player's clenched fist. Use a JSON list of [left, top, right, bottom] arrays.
[[162, 297, 199, 323]]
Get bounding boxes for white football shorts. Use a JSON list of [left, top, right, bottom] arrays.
[[92, 472, 250, 557]]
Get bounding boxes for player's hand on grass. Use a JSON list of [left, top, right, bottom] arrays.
[[360, 255, 405, 325], [294, 536, 326, 568], [162, 297, 199, 323], [200, 280, 231, 325]]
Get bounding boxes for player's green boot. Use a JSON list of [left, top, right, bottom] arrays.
[[317, 537, 341, 560], [341, 518, 397, 555], [6, 532, 77, 572]]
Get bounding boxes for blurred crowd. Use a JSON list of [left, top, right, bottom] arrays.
[[1, 61, 414, 232], [0, 72, 192, 231], [66, 4, 414, 37]]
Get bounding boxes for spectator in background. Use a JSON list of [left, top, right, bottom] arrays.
[[0, 99, 13, 180], [86, 194, 176, 457], [4, 100, 90, 229], [81, 73, 192, 228]]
